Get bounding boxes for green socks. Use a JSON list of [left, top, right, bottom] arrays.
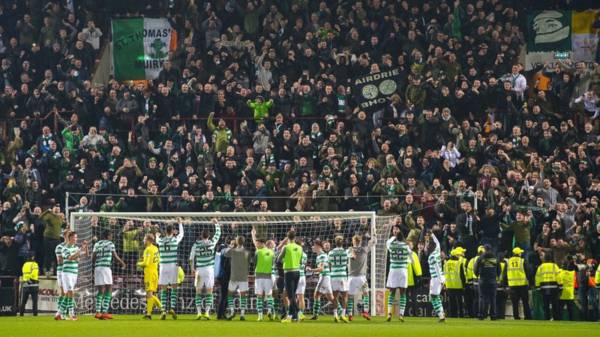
[[205, 293, 213, 314], [170, 288, 178, 311], [313, 299, 321, 316], [95, 293, 102, 313], [102, 292, 111, 313], [267, 296, 274, 313], [348, 298, 354, 316], [160, 289, 167, 311]]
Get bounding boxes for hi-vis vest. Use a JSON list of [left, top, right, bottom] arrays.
[[535, 262, 561, 289], [497, 260, 507, 289], [407, 251, 422, 287], [21, 261, 39, 286], [559, 269, 575, 300], [466, 256, 480, 284], [444, 258, 464, 289], [507, 256, 528, 287], [596, 265, 600, 289]]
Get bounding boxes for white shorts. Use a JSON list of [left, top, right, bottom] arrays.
[[348, 275, 368, 295], [331, 278, 348, 292], [194, 267, 215, 289], [255, 278, 273, 295], [271, 275, 278, 287], [56, 271, 63, 289], [296, 276, 306, 295], [94, 267, 113, 286], [386, 268, 408, 289], [316, 276, 332, 294], [429, 277, 444, 296], [62, 273, 77, 292], [159, 264, 178, 285], [228, 280, 249, 292]]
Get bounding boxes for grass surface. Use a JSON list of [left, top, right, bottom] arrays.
[[0, 315, 597, 337]]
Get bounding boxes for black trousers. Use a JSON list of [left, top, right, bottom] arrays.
[[496, 289, 506, 319], [447, 289, 464, 318], [43, 239, 60, 273], [479, 283, 497, 319], [541, 288, 560, 320], [406, 286, 418, 316], [509, 286, 531, 319], [284, 271, 300, 319], [465, 284, 479, 318], [559, 300, 574, 321], [216, 276, 229, 319], [20, 286, 38, 316]]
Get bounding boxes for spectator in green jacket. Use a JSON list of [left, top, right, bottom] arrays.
[[296, 84, 316, 117], [207, 112, 232, 154], [501, 211, 532, 250], [405, 76, 426, 110], [247, 95, 273, 122], [61, 125, 82, 155], [40, 205, 65, 275]]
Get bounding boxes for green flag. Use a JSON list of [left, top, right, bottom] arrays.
[[112, 18, 176, 81]]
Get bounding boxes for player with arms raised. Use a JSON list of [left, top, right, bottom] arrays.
[[428, 231, 446, 323], [157, 220, 184, 320], [92, 231, 126, 319], [190, 218, 221, 320], [138, 233, 161, 319], [348, 234, 375, 321], [386, 226, 412, 322], [61, 232, 89, 320], [308, 239, 335, 320], [251, 228, 275, 321]]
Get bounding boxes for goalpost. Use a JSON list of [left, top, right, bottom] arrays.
[[69, 211, 396, 316]]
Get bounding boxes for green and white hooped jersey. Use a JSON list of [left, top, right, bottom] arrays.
[[316, 252, 330, 277], [328, 247, 349, 280], [386, 238, 412, 270], [299, 252, 308, 277], [93, 240, 116, 268], [428, 233, 443, 278], [158, 223, 184, 266], [190, 225, 221, 268], [428, 250, 443, 278], [62, 244, 80, 275], [55, 242, 65, 273]]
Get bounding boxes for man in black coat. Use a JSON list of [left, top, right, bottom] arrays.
[[455, 201, 479, 258], [216, 243, 231, 319], [474, 244, 501, 320]]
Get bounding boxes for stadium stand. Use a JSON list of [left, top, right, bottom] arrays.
[[0, 0, 599, 321]]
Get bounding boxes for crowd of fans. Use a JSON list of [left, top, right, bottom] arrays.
[[0, 0, 599, 315]]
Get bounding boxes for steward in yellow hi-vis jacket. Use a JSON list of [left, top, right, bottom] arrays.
[[406, 247, 422, 316], [507, 247, 531, 319], [535, 255, 561, 321], [443, 247, 466, 317], [558, 257, 576, 321], [20, 253, 39, 316], [464, 245, 484, 318]]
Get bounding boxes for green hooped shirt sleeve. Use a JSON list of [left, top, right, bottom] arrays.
[[283, 243, 302, 271]]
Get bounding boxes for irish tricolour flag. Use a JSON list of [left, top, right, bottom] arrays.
[[112, 18, 177, 81]]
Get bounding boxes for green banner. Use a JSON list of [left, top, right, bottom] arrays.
[[112, 18, 146, 81], [527, 11, 571, 52]]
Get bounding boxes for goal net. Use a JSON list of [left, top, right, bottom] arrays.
[[70, 211, 394, 316]]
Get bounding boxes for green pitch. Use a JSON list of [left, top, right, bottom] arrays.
[[0, 315, 597, 337]]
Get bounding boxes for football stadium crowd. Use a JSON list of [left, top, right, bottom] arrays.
[[0, 0, 600, 320]]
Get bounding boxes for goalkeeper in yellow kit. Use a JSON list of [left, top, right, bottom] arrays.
[[138, 233, 162, 319]]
